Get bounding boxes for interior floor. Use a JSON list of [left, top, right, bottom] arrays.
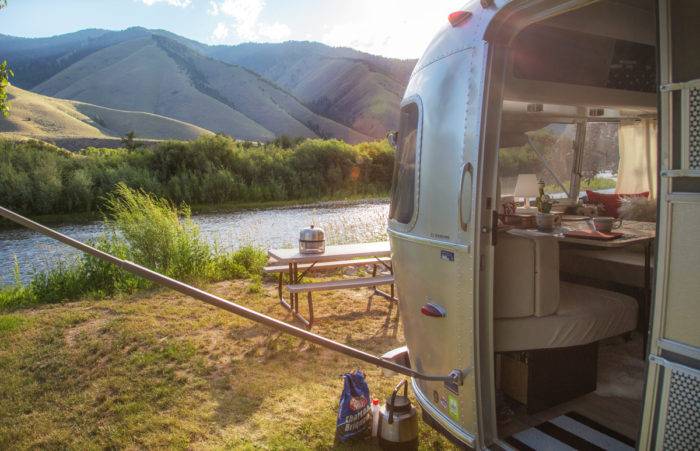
[[497, 333, 645, 441]]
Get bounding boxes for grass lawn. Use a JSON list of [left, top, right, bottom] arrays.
[[0, 276, 456, 449]]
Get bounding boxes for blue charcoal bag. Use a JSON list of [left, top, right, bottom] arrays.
[[336, 369, 371, 441]]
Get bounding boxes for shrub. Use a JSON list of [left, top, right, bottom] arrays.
[[1, 187, 268, 309], [0, 136, 394, 216], [103, 183, 212, 281]]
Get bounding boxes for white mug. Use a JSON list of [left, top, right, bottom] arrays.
[[593, 217, 623, 233]]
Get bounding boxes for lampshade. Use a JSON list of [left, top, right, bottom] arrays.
[[513, 174, 539, 198]]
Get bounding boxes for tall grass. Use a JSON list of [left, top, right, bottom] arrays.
[[320, 208, 388, 245], [0, 185, 267, 310], [0, 135, 394, 217]]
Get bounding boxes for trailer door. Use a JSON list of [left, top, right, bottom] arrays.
[[638, 1, 700, 449], [388, 41, 489, 447]]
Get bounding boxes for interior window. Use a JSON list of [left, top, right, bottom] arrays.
[[499, 122, 577, 199], [389, 102, 419, 224], [580, 122, 620, 193]]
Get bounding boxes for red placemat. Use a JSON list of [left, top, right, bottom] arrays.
[[564, 230, 624, 241]]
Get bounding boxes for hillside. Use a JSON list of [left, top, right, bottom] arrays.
[[0, 28, 414, 141], [0, 85, 212, 142], [207, 42, 416, 138], [30, 35, 368, 142]]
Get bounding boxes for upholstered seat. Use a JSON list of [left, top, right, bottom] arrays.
[[560, 247, 651, 288], [494, 232, 637, 353]]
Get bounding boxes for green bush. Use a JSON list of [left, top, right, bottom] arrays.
[[0, 186, 268, 309], [0, 136, 394, 216]]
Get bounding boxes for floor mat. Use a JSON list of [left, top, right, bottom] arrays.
[[596, 335, 645, 401], [505, 411, 636, 450]]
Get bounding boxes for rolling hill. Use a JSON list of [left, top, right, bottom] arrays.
[[0, 85, 212, 142], [0, 28, 415, 142]]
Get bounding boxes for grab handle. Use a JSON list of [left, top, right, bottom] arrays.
[[388, 379, 408, 424], [459, 162, 473, 231]]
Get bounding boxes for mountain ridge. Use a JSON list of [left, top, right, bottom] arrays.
[[0, 28, 416, 142]]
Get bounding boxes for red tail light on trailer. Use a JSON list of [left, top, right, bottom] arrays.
[[448, 10, 472, 27]]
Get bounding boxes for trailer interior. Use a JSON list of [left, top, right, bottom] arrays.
[[491, 0, 661, 445]]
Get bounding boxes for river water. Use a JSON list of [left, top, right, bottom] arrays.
[[0, 202, 390, 286]]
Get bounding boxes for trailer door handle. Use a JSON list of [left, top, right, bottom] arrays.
[[459, 162, 473, 231]]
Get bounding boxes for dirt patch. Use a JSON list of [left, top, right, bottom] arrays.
[[64, 316, 110, 348]]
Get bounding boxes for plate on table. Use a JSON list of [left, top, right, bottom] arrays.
[[563, 230, 624, 241]]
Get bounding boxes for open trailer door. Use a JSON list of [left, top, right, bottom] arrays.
[[638, 1, 700, 449], [386, 6, 502, 446]]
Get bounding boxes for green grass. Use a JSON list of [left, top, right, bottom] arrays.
[[0, 278, 456, 449], [580, 177, 617, 191], [0, 314, 27, 333], [543, 177, 617, 198]]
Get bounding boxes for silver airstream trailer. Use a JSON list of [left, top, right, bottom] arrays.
[[0, 1, 698, 449], [387, 0, 700, 449]]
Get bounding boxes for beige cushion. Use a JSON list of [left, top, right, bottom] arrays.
[[560, 247, 652, 288], [495, 282, 638, 352], [494, 233, 559, 318]]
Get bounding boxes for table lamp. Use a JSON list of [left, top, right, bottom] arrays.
[[514, 173, 539, 214]]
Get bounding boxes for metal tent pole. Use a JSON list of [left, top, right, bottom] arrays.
[[0, 206, 466, 385]]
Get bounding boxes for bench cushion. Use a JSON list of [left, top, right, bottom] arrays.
[[494, 282, 637, 352], [560, 248, 651, 288], [494, 232, 560, 319], [287, 275, 394, 293]]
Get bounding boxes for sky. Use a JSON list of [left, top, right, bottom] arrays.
[[0, 0, 464, 59]]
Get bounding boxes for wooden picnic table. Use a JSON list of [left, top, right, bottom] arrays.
[[268, 241, 392, 264], [267, 241, 394, 328]]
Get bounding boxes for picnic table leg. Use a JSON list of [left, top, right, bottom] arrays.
[[277, 273, 283, 302], [279, 263, 294, 313], [372, 261, 398, 303], [390, 262, 395, 300], [292, 262, 299, 313], [306, 292, 314, 329]]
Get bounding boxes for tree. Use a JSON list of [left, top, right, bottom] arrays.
[[122, 131, 138, 150], [0, 60, 13, 118], [0, 0, 12, 118]]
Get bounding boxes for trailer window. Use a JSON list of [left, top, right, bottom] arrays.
[[499, 123, 577, 200], [390, 102, 419, 224], [580, 122, 620, 194]]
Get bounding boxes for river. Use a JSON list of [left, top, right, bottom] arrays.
[[0, 201, 390, 286]]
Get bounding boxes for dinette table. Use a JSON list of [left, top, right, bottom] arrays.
[[505, 217, 656, 352]]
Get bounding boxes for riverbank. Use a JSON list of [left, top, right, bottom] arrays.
[[0, 194, 389, 230], [0, 276, 453, 449]]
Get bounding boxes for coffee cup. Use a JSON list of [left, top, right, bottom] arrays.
[[536, 212, 561, 232], [593, 217, 622, 233]]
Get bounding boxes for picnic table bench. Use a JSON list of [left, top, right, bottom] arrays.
[[266, 242, 396, 329]]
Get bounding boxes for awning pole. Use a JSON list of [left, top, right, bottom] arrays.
[[0, 206, 467, 385]]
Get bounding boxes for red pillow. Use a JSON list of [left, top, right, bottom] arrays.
[[586, 190, 649, 217]]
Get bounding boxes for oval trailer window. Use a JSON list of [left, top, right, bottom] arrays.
[[389, 102, 420, 224]]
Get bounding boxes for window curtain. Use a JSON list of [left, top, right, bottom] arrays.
[[617, 118, 657, 199]]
